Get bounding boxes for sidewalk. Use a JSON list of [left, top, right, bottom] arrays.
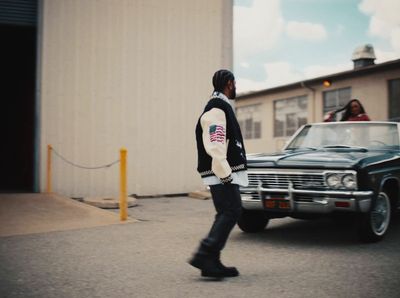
[[0, 193, 134, 237]]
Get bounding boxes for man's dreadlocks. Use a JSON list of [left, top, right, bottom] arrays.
[[212, 69, 235, 92]]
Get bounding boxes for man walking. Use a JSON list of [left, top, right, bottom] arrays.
[[189, 69, 248, 278]]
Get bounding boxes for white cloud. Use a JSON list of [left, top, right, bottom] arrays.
[[368, 16, 392, 39], [237, 61, 354, 94], [286, 21, 327, 41], [236, 61, 304, 93], [390, 27, 400, 53], [236, 77, 270, 94], [303, 63, 352, 79], [374, 48, 400, 63], [234, 0, 284, 61], [359, 0, 400, 29], [234, 0, 332, 93], [359, 0, 400, 52], [264, 61, 304, 87]]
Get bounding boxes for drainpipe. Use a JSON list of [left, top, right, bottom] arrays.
[[301, 81, 316, 123]]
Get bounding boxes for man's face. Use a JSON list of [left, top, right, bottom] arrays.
[[228, 80, 236, 99]]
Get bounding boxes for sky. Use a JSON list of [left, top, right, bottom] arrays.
[[233, 0, 400, 94]]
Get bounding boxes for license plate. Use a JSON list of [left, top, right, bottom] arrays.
[[264, 198, 291, 210]]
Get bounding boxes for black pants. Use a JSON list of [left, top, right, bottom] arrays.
[[199, 184, 242, 254]]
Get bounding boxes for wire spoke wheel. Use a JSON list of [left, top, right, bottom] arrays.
[[358, 191, 391, 242], [370, 192, 391, 236]]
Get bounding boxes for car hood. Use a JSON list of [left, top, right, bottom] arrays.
[[247, 149, 397, 169]]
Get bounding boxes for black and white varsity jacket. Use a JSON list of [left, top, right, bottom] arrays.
[[195, 93, 247, 184]]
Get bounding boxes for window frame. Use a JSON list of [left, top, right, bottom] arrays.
[[236, 104, 262, 140], [273, 95, 308, 138], [322, 87, 352, 120]]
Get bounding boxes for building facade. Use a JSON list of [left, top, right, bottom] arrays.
[[236, 57, 400, 154], [1, 0, 233, 197]]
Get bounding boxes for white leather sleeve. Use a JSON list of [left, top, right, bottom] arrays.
[[200, 108, 231, 179]]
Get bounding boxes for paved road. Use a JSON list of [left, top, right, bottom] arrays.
[[1, 196, 399, 298]]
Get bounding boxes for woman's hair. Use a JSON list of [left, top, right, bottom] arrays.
[[212, 69, 235, 92], [339, 99, 366, 121]]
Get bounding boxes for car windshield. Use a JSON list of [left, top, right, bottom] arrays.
[[285, 122, 400, 151]]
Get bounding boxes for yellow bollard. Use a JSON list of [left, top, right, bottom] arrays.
[[119, 148, 128, 221], [46, 145, 52, 193]]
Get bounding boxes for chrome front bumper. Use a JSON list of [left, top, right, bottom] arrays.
[[241, 183, 373, 213]]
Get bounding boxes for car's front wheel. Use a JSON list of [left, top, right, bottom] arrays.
[[358, 191, 391, 243], [237, 209, 269, 233]]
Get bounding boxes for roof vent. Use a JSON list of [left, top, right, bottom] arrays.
[[352, 44, 376, 69]]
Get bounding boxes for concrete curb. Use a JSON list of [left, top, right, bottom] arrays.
[[0, 193, 136, 237], [188, 190, 211, 200], [83, 196, 138, 209]]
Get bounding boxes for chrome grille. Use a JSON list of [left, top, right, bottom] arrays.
[[248, 171, 327, 190]]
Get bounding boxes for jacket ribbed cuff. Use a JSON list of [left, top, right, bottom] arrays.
[[220, 175, 233, 185]]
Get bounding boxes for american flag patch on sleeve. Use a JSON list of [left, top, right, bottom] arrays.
[[209, 125, 225, 143]]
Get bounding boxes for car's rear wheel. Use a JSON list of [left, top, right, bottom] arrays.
[[237, 209, 269, 233], [358, 191, 391, 243]]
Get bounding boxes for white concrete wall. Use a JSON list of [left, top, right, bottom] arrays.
[[39, 0, 233, 197]]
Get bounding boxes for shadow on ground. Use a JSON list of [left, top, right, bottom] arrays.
[[234, 213, 400, 248]]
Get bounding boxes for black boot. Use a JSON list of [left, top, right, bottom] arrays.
[[189, 244, 236, 278], [189, 244, 240, 278], [201, 252, 239, 277], [189, 252, 227, 278], [201, 266, 239, 277]]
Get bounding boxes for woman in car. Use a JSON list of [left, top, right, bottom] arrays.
[[324, 99, 370, 122]]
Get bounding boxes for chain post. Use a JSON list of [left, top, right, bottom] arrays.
[[119, 148, 128, 221], [46, 145, 52, 193]]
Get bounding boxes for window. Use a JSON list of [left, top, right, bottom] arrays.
[[236, 105, 262, 139], [388, 79, 400, 122], [323, 87, 351, 120], [274, 96, 308, 137]]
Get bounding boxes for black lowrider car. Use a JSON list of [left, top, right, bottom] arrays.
[[238, 121, 400, 242]]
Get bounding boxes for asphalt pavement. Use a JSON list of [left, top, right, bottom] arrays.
[[1, 196, 399, 298]]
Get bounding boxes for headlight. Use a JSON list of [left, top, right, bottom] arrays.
[[342, 174, 356, 189], [326, 174, 341, 188], [325, 171, 357, 190]]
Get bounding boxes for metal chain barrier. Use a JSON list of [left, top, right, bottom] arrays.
[[51, 147, 120, 170], [46, 145, 128, 221]]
